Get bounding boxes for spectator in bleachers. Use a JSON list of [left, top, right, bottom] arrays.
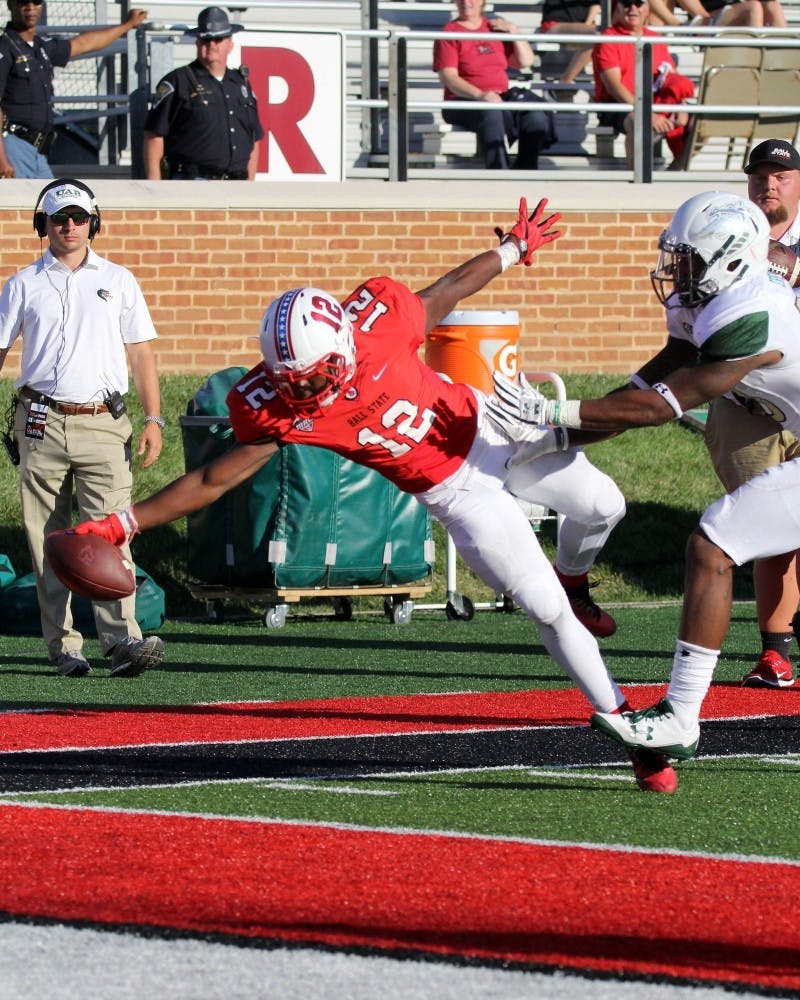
[[647, 0, 787, 27], [539, 0, 601, 85], [592, 0, 694, 169], [433, 0, 555, 169]]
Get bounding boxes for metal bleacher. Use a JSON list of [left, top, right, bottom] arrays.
[[50, 0, 800, 180]]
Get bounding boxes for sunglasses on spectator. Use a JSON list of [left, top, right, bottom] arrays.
[[12, 0, 45, 6], [620, 0, 647, 6], [49, 211, 91, 226]]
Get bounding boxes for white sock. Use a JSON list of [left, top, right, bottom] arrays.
[[666, 640, 719, 728], [538, 618, 624, 713]]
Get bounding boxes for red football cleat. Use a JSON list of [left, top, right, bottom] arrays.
[[742, 650, 795, 688], [557, 570, 617, 638], [627, 748, 679, 794]]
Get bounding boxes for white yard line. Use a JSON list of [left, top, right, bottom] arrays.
[[0, 922, 772, 1000]]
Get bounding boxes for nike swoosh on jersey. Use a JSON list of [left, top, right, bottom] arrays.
[[372, 363, 389, 381]]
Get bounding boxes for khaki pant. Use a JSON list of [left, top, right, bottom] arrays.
[[704, 395, 800, 492], [14, 399, 141, 659]]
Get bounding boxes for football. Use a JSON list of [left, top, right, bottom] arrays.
[[767, 239, 800, 287], [44, 530, 135, 601]]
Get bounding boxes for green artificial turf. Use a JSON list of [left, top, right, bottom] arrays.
[[10, 758, 799, 860], [0, 603, 762, 709]]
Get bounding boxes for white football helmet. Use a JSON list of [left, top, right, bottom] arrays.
[[651, 191, 769, 308], [259, 287, 355, 412]]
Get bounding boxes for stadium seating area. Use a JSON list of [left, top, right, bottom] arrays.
[[55, 0, 800, 178]]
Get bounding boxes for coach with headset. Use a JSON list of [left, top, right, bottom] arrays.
[[0, 178, 165, 679]]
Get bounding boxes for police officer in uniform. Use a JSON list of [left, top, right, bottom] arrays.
[[0, 0, 148, 179], [143, 6, 263, 180]]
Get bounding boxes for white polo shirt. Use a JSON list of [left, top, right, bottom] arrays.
[[0, 247, 157, 403]]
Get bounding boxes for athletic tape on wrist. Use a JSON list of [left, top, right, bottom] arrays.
[[630, 373, 650, 390], [493, 241, 521, 272], [118, 506, 139, 541], [546, 399, 582, 428], [651, 381, 683, 419]]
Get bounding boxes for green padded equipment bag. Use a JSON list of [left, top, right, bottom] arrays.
[[0, 565, 164, 636], [181, 372, 433, 590], [0, 554, 15, 590]]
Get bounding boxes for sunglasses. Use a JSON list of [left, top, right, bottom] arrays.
[[49, 210, 90, 226], [12, 0, 45, 6], [620, 0, 647, 6]]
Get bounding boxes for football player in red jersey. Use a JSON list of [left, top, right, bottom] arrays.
[[74, 198, 677, 794]]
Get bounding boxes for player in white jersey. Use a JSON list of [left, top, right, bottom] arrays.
[[704, 139, 800, 688], [488, 190, 800, 766]]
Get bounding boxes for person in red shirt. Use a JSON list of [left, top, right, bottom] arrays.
[[592, 0, 694, 169], [72, 199, 678, 795], [433, 0, 554, 169]]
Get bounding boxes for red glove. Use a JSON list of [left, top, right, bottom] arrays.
[[73, 507, 139, 547], [494, 197, 562, 267]]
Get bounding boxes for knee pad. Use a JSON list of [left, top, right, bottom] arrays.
[[593, 477, 627, 527], [511, 573, 566, 627]]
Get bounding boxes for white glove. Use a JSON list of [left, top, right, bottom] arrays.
[[506, 426, 569, 469], [492, 371, 550, 425]]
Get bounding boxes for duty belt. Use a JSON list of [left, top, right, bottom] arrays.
[[165, 159, 248, 180], [20, 386, 110, 416], [3, 123, 54, 155]]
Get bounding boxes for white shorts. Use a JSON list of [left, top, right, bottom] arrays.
[[700, 456, 800, 564]]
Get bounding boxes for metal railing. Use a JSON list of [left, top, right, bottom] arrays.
[[41, 4, 800, 181], [381, 28, 800, 182]]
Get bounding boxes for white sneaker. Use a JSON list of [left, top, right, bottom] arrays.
[[591, 698, 700, 761], [109, 636, 164, 678], [55, 650, 91, 677]]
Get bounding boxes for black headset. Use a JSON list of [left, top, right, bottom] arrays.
[[33, 178, 101, 240]]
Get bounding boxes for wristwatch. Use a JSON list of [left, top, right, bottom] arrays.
[[145, 415, 166, 429]]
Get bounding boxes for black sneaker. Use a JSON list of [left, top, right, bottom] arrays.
[[109, 636, 164, 678], [55, 650, 91, 677]]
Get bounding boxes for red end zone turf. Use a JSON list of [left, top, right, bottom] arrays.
[[1, 803, 798, 991], [1, 685, 798, 752]]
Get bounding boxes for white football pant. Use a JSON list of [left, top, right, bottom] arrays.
[[416, 407, 625, 712]]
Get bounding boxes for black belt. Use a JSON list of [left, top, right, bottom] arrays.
[[20, 386, 109, 416], [3, 123, 54, 154], [166, 160, 248, 180]]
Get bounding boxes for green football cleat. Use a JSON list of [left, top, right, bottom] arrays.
[[591, 698, 700, 761]]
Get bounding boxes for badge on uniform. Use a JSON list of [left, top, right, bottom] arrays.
[[25, 401, 48, 440], [150, 80, 174, 110]]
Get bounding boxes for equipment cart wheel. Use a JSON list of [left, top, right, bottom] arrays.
[[500, 594, 518, 614], [383, 596, 414, 625], [206, 599, 225, 624], [445, 593, 475, 621], [332, 596, 354, 621], [264, 603, 288, 628]]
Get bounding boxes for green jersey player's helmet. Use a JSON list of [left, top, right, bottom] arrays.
[[651, 191, 769, 308]]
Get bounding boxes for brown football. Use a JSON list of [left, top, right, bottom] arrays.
[[767, 239, 800, 287], [44, 530, 135, 600]]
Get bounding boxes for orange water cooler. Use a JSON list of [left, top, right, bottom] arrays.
[[425, 309, 520, 392]]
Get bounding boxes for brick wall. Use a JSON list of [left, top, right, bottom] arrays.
[[0, 205, 674, 379]]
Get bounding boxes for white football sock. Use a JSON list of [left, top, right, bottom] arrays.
[[538, 616, 624, 713], [666, 640, 720, 728]]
